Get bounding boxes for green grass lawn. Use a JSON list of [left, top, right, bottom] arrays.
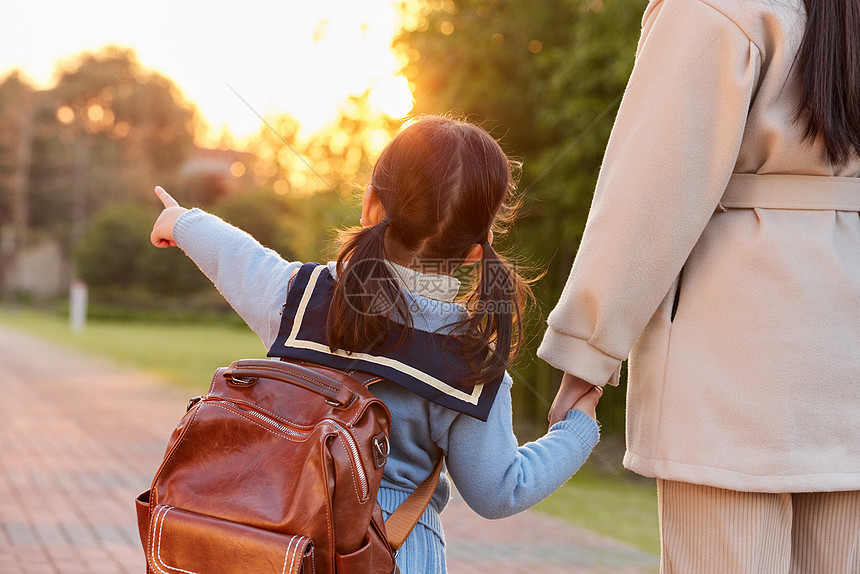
[[0, 306, 660, 556], [0, 307, 265, 388], [536, 469, 660, 556]]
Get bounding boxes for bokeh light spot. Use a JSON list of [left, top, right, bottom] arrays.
[[230, 161, 246, 178], [273, 180, 290, 195], [87, 104, 104, 123], [56, 105, 75, 125]]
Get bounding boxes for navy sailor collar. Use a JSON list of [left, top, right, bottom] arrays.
[[267, 262, 502, 421]]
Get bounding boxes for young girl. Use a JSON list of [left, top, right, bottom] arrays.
[[150, 115, 602, 573]]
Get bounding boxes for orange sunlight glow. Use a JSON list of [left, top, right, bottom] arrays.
[[370, 76, 415, 120], [0, 0, 414, 146]]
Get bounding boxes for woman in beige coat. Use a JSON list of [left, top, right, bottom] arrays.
[[540, 0, 860, 571]]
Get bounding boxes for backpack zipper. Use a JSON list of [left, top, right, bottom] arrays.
[[208, 399, 310, 439], [200, 399, 370, 501], [324, 419, 369, 501]]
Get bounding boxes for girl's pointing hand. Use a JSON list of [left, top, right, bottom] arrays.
[[150, 186, 188, 248]]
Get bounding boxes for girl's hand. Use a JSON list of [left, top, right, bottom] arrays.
[[548, 372, 604, 425], [570, 383, 603, 421], [150, 186, 188, 248]]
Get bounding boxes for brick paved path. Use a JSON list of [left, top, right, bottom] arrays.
[[0, 324, 658, 573]]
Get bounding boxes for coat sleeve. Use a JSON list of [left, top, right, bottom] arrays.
[[437, 374, 599, 519], [538, 0, 761, 385], [172, 209, 302, 349]]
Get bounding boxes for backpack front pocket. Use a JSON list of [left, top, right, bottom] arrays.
[[148, 504, 314, 574]]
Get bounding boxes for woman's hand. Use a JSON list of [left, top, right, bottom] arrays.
[[150, 186, 188, 248], [548, 372, 603, 426]]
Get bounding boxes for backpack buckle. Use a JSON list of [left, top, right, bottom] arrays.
[[226, 375, 257, 388], [372, 434, 390, 469]]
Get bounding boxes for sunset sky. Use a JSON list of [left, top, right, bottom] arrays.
[[0, 0, 414, 142]]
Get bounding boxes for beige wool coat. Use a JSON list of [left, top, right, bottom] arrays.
[[538, 0, 860, 492]]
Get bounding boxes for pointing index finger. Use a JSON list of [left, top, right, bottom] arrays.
[[154, 186, 179, 208]]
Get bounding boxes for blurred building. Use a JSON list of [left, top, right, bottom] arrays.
[[180, 146, 255, 206], [2, 145, 253, 301]]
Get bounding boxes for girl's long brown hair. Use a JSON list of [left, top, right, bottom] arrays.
[[327, 115, 531, 386], [794, 0, 860, 164]]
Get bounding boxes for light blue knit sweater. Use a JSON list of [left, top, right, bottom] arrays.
[[173, 209, 600, 573]]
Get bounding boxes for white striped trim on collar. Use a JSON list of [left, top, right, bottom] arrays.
[[284, 264, 484, 406]]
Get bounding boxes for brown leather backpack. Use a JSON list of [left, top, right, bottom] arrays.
[[135, 358, 441, 574]]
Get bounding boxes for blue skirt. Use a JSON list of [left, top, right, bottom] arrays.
[[378, 487, 447, 574]]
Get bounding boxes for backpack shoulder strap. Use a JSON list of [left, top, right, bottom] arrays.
[[384, 457, 444, 551]]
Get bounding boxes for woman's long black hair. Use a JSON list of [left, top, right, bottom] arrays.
[[795, 0, 860, 164]]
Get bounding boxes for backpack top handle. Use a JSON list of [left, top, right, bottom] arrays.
[[224, 359, 357, 408]]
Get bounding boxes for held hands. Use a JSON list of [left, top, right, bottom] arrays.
[[548, 372, 604, 426], [150, 186, 188, 248]]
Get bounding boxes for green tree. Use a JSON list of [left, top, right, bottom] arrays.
[[138, 245, 212, 297], [396, 0, 647, 437], [75, 203, 210, 299], [0, 72, 36, 296], [74, 203, 153, 290], [211, 189, 295, 257], [27, 46, 199, 253], [241, 93, 402, 263]]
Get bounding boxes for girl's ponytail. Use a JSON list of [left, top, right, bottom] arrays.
[[458, 239, 532, 386], [328, 219, 408, 353]]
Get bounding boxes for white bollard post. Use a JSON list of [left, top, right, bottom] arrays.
[[70, 280, 88, 332]]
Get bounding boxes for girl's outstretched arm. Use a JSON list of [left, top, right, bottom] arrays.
[[149, 187, 301, 347]]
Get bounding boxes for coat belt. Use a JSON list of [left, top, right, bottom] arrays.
[[719, 174, 860, 212]]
